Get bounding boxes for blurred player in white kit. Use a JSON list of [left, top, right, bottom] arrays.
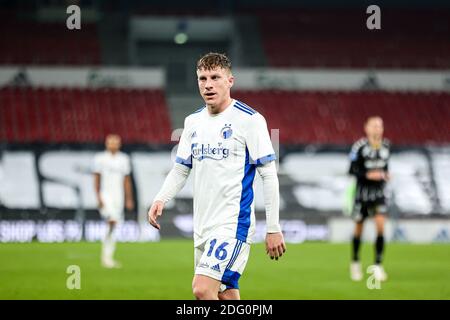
[[93, 134, 134, 268]]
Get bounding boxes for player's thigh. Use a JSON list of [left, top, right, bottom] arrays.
[[101, 206, 123, 223], [192, 274, 221, 294], [193, 245, 219, 291]]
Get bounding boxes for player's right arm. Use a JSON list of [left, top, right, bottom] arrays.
[[94, 173, 103, 208], [382, 139, 391, 181], [148, 163, 191, 229], [148, 117, 193, 229], [92, 154, 103, 208], [348, 141, 366, 179]]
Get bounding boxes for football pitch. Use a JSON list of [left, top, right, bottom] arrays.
[[0, 240, 449, 300]]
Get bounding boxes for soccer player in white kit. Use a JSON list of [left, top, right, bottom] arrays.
[[148, 53, 286, 300], [93, 134, 134, 268]]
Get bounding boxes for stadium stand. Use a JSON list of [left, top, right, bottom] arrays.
[[234, 90, 450, 145], [0, 87, 171, 143], [2, 85, 448, 146], [257, 9, 450, 68], [0, 21, 100, 65]]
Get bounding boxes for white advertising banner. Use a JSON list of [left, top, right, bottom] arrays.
[[1, 149, 449, 215], [329, 218, 450, 243], [0, 220, 160, 243], [1, 67, 449, 91], [0, 66, 165, 88], [233, 68, 450, 92]]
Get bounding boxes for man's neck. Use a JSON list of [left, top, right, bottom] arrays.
[[207, 97, 233, 115], [368, 137, 382, 149]]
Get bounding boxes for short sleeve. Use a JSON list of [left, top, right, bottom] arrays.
[[349, 144, 360, 162], [246, 113, 276, 166], [92, 154, 102, 174], [175, 117, 193, 168], [348, 141, 365, 177]]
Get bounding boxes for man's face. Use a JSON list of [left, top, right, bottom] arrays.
[[365, 117, 384, 140], [105, 135, 121, 153], [197, 67, 234, 112]]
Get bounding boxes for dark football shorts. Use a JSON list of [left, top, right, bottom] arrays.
[[352, 199, 388, 223]]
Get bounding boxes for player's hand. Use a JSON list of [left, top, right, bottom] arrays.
[[148, 200, 164, 230], [265, 232, 286, 261], [125, 198, 135, 211]]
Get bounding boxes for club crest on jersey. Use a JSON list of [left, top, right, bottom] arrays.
[[220, 124, 233, 139]]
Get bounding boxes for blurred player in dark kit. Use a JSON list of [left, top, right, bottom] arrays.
[[348, 116, 390, 282]]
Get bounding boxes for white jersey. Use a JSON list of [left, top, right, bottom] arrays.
[[93, 151, 131, 211], [176, 99, 276, 247]]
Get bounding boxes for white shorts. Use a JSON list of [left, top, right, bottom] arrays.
[[194, 235, 250, 290], [99, 205, 123, 222], [99, 193, 124, 222]]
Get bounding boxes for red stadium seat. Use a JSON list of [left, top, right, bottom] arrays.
[[256, 9, 450, 69], [233, 90, 450, 145], [0, 22, 100, 65], [0, 87, 172, 144]]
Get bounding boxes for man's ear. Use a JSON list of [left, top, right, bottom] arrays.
[[228, 75, 234, 88]]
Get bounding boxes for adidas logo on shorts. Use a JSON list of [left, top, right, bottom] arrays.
[[211, 264, 221, 272]]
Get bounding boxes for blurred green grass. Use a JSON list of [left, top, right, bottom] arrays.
[[0, 240, 449, 299]]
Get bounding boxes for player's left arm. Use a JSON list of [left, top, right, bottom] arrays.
[[123, 155, 134, 211], [257, 161, 286, 261], [92, 155, 103, 208], [94, 173, 103, 208], [246, 113, 286, 260], [383, 141, 391, 181], [124, 174, 134, 211]]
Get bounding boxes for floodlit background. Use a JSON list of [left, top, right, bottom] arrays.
[[0, 0, 449, 299]]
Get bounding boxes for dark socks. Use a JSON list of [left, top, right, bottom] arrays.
[[352, 236, 361, 262], [375, 235, 384, 264]]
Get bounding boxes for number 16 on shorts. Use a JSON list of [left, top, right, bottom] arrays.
[[195, 236, 251, 289]]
